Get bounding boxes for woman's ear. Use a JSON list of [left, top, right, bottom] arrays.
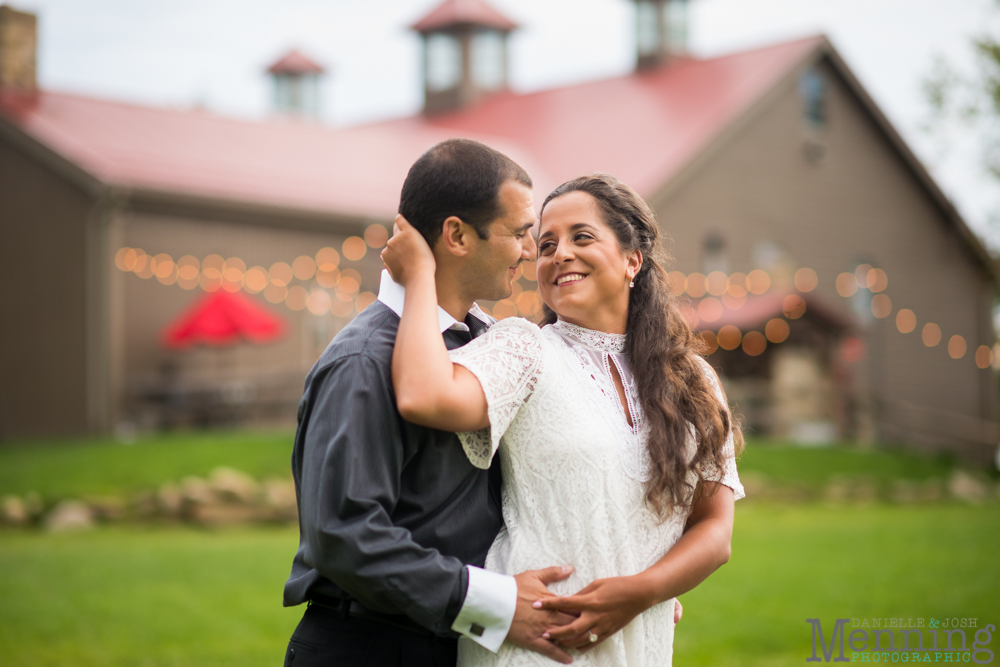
[[627, 250, 643, 280], [439, 216, 475, 258]]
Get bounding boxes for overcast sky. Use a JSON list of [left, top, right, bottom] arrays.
[[18, 0, 1000, 247]]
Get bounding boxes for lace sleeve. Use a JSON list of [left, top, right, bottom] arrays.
[[695, 356, 745, 501], [448, 318, 545, 469]]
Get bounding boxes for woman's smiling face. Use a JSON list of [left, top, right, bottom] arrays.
[[536, 190, 641, 333]]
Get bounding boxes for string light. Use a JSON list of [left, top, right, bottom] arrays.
[[116, 248, 993, 367]]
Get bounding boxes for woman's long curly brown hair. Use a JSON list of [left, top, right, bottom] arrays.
[[538, 173, 743, 516]]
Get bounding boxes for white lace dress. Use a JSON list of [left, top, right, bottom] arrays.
[[449, 318, 744, 667]]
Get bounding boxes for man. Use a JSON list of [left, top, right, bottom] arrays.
[[282, 138, 576, 666]]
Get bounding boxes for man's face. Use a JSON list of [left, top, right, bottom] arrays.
[[464, 180, 537, 302]]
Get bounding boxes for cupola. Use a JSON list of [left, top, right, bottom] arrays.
[[0, 4, 37, 92], [410, 0, 519, 115], [266, 49, 326, 119], [632, 0, 689, 70]]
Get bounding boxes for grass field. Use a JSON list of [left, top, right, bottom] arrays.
[[1, 504, 997, 666], [1, 431, 988, 503]]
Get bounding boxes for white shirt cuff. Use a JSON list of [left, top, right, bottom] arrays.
[[451, 566, 517, 653]]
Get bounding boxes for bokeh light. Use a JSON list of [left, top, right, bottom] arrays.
[[717, 325, 742, 351], [854, 264, 872, 287], [154, 254, 176, 285], [722, 292, 746, 309], [364, 225, 389, 249], [521, 262, 537, 282], [895, 309, 916, 334], [698, 297, 723, 323], [782, 294, 806, 319], [136, 254, 155, 279], [706, 271, 728, 297], [746, 269, 770, 295], [698, 330, 718, 354], [667, 271, 686, 296], [315, 247, 340, 271], [269, 262, 293, 287], [307, 289, 332, 315], [510, 281, 523, 299], [686, 272, 706, 298], [870, 294, 892, 319], [947, 335, 967, 360], [115, 247, 137, 271], [292, 255, 316, 281], [316, 268, 340, 289], [243, 266, 269, 293], [343, 236, 367, 261], [765, 318, 790, 343], [922, 323, 942, 347], [867, 268, 888, 293], [517, 290, 540, 316], [202, 255, 224, 280], [493, 299, 517, 319], [742, 331, 766, 356], [680, 305, 699, 329], [793, 267, 818, 292], [836, 272, 858, 297], [976, 345, 994, 369], [355, 291, 378, 312], [331, 298, 354, 318], [727, 273, 748, 297], [264, 283, 288, 304], [285, 285, 308, 311]]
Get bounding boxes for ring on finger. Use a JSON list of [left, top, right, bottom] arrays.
[[588, 631, 599, 643]]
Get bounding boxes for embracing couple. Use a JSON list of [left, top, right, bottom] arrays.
[[282, 139, 745, 666]]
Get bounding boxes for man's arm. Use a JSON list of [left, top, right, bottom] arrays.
[[295, 353, 574, 661]]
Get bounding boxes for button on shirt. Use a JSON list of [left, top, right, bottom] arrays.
[[283, 271, 516, 652]]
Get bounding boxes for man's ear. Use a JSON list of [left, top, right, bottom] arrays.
[[439, 215, 476, 258]]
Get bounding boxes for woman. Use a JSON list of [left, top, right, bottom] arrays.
[[383, 173, 744, 666]]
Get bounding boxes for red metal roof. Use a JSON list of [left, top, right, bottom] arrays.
[[267, 49, 326, 75], [411, 0, 519, 32], [0, 36, 823, 219]]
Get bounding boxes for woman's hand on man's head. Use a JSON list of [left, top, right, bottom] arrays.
[[381, 214, 436, 285]]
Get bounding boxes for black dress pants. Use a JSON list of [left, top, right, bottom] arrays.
[[283, 604, 459, 667]]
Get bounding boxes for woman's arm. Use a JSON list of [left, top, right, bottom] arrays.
[[381, 215, 491, 432], [535, 481, 735, 650]]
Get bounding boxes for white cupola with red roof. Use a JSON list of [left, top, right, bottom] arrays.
[[410, 0, 519, 115], [266, 49, 326, 119], [632, 0, 689, 70]]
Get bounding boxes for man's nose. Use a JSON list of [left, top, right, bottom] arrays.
[[521, 231, 536, 260]]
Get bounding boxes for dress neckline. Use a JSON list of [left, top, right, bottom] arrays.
[[551, 320, 626, 354]]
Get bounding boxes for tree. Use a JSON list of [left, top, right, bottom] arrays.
[[924, 0, 1000, 246]]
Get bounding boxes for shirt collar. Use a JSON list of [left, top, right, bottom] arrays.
[[377, 270, 491, 334]]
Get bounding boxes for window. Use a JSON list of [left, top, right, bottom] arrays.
[[472, 31, 505, 91], [636, 0, 660, 56], [664, 0, 688, 52], [799, 68, 826, 128], [426, 33, 461, 91]]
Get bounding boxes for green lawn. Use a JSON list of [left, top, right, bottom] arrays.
[[1, 431, 989, 504], [0, 431, 295, 500], [1, 504, 997, 666]]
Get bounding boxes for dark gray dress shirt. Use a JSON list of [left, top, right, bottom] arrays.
[[283, 300, 502, 636]]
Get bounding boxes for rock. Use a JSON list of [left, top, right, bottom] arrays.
[[263, 478, 298, 522], [948, 470, 988, 503], [157, 482, 183, 517], [180, 476, 214, 505], [1, 495, 29, 525], [23, 492, 43, 520], [187, 502, 260, 525], [918, 479, 943, 502], [44, 500, 95, 532], [84, 496, 127, 521], [738, 472, 768, 499], [889, 480, 918, 504], [208, 467, 261, 504]]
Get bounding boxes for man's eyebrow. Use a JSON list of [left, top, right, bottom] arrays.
[[514, 221, 534, 233]]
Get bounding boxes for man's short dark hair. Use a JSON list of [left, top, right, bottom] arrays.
[[399, 138, 532, 247]]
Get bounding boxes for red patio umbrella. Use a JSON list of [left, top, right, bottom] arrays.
[[162, 290, 287, 349]]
